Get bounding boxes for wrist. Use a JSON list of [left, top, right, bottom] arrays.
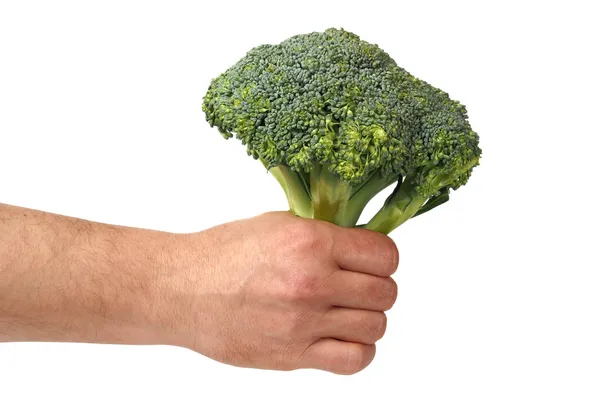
[[97, 226, 185, 347], [137, 231, 210, 350]]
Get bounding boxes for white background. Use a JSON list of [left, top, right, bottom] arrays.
[[1, 0, 599, 396]]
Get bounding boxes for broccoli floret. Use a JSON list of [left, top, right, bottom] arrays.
[[202, 28, 481, 234]]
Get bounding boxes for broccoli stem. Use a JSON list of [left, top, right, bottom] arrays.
[[413, 188, 449, 218], [365, 176, 427, 234], [339, 172, 399, 227], [309, 165, 351, 224], [263, 161, 313, 218], [266, 161, 403, 228], [266, 160, 431, 232]]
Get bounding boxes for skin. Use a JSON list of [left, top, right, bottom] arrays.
[[0, 203, 399, 375]]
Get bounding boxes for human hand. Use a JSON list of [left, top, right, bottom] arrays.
[[158, 212, 399, 375]]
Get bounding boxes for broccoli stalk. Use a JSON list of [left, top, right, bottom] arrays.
[[261, 160, 313, 219], [265, 162, 398, 230], [365, 175, 427, 234]]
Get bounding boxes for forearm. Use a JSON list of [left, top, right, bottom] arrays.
[[0, 203, 177, 345]]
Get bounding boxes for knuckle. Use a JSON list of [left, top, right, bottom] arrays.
[[287, 272, 321, 302], [388, 241, 400, 274], [281, 311, 312, 339], [287, 221, 328, 253], [380, 236, 399, 275], [377, 313, 388, 339], [377, 278, 398, 310], [341, 345, 370, 375], [287, 220, 318, 241], [369, 313, 387, 341], [359, 231, 399, 276]]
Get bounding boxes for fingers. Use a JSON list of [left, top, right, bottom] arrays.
[[330, 227, 399, 277], [318, 307, 387, 344], [295, 339, 376, 375], [328, 271, 398, 311]]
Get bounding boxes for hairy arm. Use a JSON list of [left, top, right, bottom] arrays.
[[0, 203, 175, 345]]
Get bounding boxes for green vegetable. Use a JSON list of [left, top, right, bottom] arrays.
[[202, 28, 481, 234]]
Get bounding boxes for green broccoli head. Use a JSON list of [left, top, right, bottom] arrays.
[[203, 28, 481, 234]]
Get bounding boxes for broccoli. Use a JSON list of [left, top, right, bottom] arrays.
[[202, 28, 481, 234]]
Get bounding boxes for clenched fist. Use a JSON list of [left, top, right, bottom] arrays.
[[158, 212, 399, 374]]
